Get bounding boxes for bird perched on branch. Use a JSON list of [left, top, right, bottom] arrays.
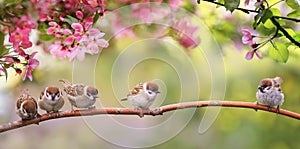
[[16, 89, 40, 120], [256, 76, 284, 112], [38, 86, 64, 113], [121, 82, 160, 117], [59, 79, 99, 111]]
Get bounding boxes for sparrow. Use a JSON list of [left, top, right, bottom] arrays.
[[16, 89, 40, 120], [256, 76, 284, 112], [59, 79, 99, 111], [38, 86, 64, 113], [121, 82, 160, 117]]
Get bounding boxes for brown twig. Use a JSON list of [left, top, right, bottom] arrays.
[[0, 100, 299, 133]]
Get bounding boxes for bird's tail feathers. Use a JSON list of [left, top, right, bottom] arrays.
[[120, 98, 128, 101], [59, 79, 71, 86]]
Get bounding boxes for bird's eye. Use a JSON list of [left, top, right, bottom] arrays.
[[148, 91, 152, 95], [56, 93, 60, 98], [87, 93, 91, 97], [46, 93, 50, 98]]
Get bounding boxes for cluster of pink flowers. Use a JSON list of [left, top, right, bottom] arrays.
[[0, 13, 40, 81], [0, 51, 39, 81], [173, 19, 200, 49], [241, 29, 263, 60], [8, 15, 37, 55], [46, 11, 108, 61], [32, 0, 109, 61]]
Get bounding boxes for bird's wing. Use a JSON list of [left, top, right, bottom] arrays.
[[130, 83, 143, 95], [59, 79, 77, 96]]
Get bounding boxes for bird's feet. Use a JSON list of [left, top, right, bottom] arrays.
[[135, 108, 145, 118], [276, 105, 280, 114], [254, 101, 259, 111], [150, 108, 163, 116]]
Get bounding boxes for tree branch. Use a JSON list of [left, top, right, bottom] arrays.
[[0, 100, 300, 133], [270, 17, 300, 47]]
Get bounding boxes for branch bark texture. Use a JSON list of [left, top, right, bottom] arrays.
[[1, 101, 300, 133]]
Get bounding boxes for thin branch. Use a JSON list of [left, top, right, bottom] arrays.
[[270, 17, 300, 47], [0, 100, 299, 133], [273, 16, 300, 23]]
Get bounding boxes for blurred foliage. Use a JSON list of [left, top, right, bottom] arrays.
[[0, 1, 300, 149]]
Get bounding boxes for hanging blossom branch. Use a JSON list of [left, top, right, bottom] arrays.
[[0, 100, 299, 133], [201, 0, 300, 48]]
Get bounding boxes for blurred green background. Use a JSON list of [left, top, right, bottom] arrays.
[[0, 1, 300, 149]]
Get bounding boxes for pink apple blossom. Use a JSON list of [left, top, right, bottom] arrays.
[[173, 19, 200, 49], [241, 29, 255, 45], [9, 28, 33, 49], [23, 52, 40, 81]]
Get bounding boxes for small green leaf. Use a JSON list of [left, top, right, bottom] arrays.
[[253, 10, 264, 28], [37, 22, 48, 33], [261, 9, 273, 24], [286, 0, 300, 9], [287, 9, 300, 18], [0, 31, 5, 45], [93, 12, 100, 25], [256, 24, 275, 36], [39, 34, 55, 41], [269, 42, 289, 63], [270, 8, 281, 16], [64, 15, 78, 25], [293, 33, 300, 42], [224, 0, 240, 12], [0, 45, 9, 56]]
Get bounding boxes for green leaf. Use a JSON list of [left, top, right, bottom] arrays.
[[261, 9, 273, 24], [286, 0, 300, 9], [64, 15, 78, 25], [293, 33, 300, 42], [270, 8, 281, 16], [264, 19, 275, 29], [269, 42, 289, 63], [256, 24, 275, 36], [93, 12, 100, 25], [37, 22, 49, 33], [287, 9, 300, 18], [224, 0, 240, 12], [0, 31, 4, 45], [0, 45, 9, 56], [38, 34, 55, 41]]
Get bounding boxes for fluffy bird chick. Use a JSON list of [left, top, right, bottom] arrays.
[[16, 89, 39, 120], [59, 79, 99, 111], [121, 82, 160, 117], [38, 86, 64, 113], [256, 76, 284, 112]]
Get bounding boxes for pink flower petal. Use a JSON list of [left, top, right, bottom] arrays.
[[76, 11, 84, 20], [63, 29, 72, 35], [245, 51, 254, 60], [49, 22, 58, 27], [255, 51, 263, 59], [64, 36, 74, 45], [71, 23, 83, 32]]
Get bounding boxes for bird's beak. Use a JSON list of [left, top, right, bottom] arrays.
[[156, 91, 161, 94], [94, 95, 99, 98]]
